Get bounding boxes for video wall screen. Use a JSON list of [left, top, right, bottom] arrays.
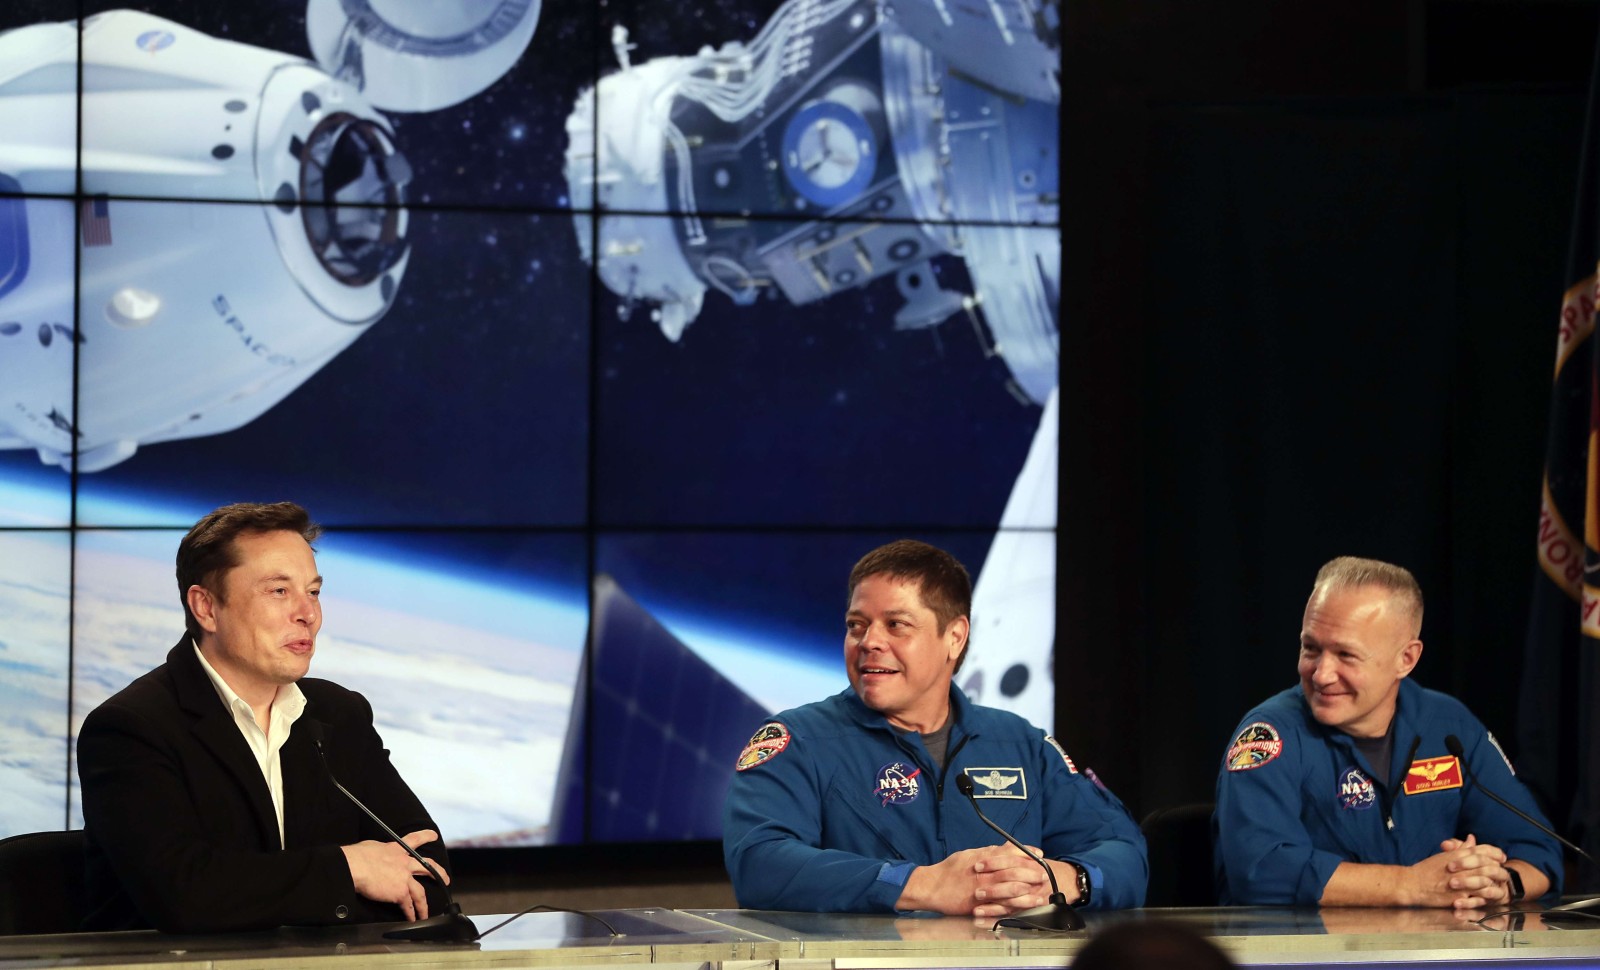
[[0, 0, 1060, 846]]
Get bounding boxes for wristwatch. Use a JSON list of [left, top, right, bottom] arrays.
[[1071, 862, 1092, 907], [1505, 866, 1525, 903]]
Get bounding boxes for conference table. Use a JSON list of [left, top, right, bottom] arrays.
[[0, 906, 1597, 969]]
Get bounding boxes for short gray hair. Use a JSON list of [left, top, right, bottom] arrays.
[[1311, 556, 1423, 635]]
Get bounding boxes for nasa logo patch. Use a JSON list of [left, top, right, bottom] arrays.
[[734, 722, 790, 772], [1337, 766, 1376, 810], [1226, 722, 1284, 771], [1044, 735, 1078, 773], [136, 30, 175, 53], [965, 767, 1027, 799], [874, 761, 922, 806]]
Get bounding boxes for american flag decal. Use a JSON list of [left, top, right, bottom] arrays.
[[80, 196, 112, 247]]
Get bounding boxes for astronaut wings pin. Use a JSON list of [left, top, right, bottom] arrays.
[[966, 767, 1027, 799]]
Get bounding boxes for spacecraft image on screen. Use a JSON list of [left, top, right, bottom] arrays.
[[0, 4, 539, 473], [0, 0, 1060, 847], [568, 0, 1058, 404]]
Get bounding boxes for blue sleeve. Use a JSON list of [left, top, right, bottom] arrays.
[[721, 726, 908, 913], [1037, 740, 1148, 909], [1456, 726, 1564, 904], [1213, 718, 1345, 906]]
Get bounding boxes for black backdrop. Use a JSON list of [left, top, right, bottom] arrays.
[[1058, 0, 1596, 823]]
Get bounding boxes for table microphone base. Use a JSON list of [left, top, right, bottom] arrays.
[[382, 910, 480, 942], [993, 900, 1084, 932]]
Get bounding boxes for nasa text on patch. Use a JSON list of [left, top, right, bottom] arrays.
[[1403, 755, 1463, 795], [1337, 766, 1376, 811], [874, 761, 922, 806], [1226, 721, 1283, 771], [965, 766, 1027, 799], [735, 722, 790, 772]]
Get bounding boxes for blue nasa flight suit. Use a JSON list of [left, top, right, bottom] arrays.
[[723, 686, 1148, 913], [1213, 680, 1563, 906]]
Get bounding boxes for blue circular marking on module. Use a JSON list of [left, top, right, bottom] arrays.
[[135, 30, 175, 52], [781, 101, 877, 209]]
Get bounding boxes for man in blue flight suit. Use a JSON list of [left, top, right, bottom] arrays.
[[1214, 557, 1562, 908], [722, 540, 1147, 916]]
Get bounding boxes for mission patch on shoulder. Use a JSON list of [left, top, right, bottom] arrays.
[[1226, 721, 1283, 771], [1044, 734, 1078, 773], [735, 722, 791, 771], [1487, 732, 1516, 775]]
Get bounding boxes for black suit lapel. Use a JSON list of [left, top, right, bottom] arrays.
[[281, 713, 333, 849], [168, 639, 282, 849]]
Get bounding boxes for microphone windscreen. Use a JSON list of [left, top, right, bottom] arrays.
[[1444, 735, 1465, 759], [956, 772, 974, 796]]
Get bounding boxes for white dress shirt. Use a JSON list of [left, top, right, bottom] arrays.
[[193, 642, 306, 848]]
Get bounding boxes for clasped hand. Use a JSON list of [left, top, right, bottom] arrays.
[[1415, 834, 1511, 910], [341, 828, 448, 921], [900, 843, 1073, 918]]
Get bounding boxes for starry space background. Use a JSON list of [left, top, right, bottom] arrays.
[[0, 0, 1058, 827]]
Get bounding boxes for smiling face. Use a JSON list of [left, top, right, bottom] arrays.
[[188, 529, 323, 708], [1297, 583, 1422, 738], [844, 573, 969, 732]]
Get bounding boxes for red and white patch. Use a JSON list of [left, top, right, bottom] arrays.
[[1044, 735, 1078, 774], [1226, 721, 1284, 771], [735, 722, 791, 771]]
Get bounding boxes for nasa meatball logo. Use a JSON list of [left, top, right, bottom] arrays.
[[1337, 766, 1376, 810], [1225, 722, 1283, 771], [874, 761, 922, 806], [734, 722, 790, 772], [135, 30, 176, 53]]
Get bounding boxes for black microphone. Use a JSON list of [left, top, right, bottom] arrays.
[[955, 772, 1084, 932], [1444, 734, 1600, 918], [303, 720, 479, 942], [1443, 735, 1596, 867]]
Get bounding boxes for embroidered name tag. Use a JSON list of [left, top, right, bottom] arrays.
[[1403, 755, 1463, 795], [965, 766, 1027, 799]]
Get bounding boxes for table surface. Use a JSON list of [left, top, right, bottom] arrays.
[[0, 906, 1596, 969]]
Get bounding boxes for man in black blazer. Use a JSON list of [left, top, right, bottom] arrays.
[[77, 502, 451, 933]]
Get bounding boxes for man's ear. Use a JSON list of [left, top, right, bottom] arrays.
[[187, 584, 220, 634], [945, 615, 970, 665], [1396, 638, 1423, 679]]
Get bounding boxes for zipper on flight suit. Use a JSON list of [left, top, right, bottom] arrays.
[[1381, 734, 1422, 831], [935, 736, 972, 801]]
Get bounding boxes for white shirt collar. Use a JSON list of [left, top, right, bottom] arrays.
[[192, 640, 306, 728]]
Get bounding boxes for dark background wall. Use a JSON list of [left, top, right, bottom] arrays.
[[1059, 0, 1596, 821]]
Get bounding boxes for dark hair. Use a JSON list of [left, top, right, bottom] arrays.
[[847, 539, 972, 671], [1071, 921, 1235, 970], [176, 502, 321, 639]]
